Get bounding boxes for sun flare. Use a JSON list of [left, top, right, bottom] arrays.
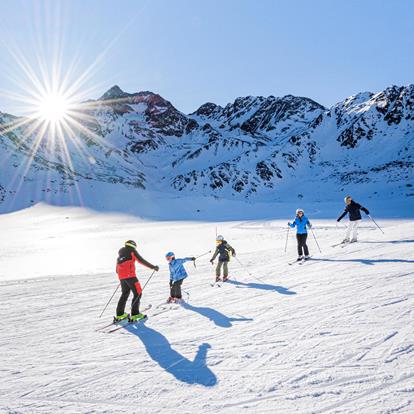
[[35, 93, 71, 124]]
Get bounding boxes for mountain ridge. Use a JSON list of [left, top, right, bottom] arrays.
[[0, 84, 413, 213]]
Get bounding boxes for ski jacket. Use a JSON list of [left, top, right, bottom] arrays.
[[116, 246, 156, 280], [211, 241, 235, 262], [337, 200, 369, 222], [289, 216, 312, 234], [168, 258, 193, 282]]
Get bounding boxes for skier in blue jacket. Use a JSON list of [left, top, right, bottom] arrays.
[[165, 252, 196, 303], [288, 208, 312, 261]]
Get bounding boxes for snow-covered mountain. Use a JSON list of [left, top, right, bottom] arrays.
[[0, 84, 413, 213]]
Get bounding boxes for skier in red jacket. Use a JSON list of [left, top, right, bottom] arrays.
[[115, 240, 159, 322]]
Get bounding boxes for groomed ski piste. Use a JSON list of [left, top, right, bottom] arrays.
[[0, 203, 413, 414]]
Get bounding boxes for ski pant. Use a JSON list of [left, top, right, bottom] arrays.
[[216, 261, 229, 277], [116, 277, 142, 317], [345, 219, 360, 241], [296, 233, 309, 257], [170, 279, 183, 299]]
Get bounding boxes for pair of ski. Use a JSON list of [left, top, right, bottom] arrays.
[[331, 241, 357, 248], [288, 257, 311, 266], [96, 301, 181, 333], [96, 304, 152, 333], [210, 278, 229, 287]]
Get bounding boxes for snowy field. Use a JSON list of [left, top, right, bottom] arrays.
[[0, 204, 413, 413]]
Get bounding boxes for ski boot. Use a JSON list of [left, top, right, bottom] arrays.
[[215, 276, 222, 282], [223, 276, 228, 282], [350, 238, 357, 243], [342, 238, 350, 244], [304, 256, 310, 261], [129, 313, 147, 322], [113, 313, 129, 323], [296, 256, 303, 261]]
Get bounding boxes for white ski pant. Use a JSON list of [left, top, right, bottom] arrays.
[[345, 220, 360, 240]]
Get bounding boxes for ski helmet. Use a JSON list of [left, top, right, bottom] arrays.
[[296, 208, 304, 215], [344, 195, 352, 203], [125, 240, 137, 248], [165, 251, 175, 258], [216, 235, 224, 241]]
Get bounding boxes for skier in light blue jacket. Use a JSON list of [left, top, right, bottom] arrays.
[[288, 208, 312, 261], [165, 252, 196, 303]]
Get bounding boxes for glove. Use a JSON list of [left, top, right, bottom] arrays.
[[169, 280, 173, 287], [232, 252, 236, 257], [210, 259, 214, 265], [365, 210, 370, 215], [287, 222, 291, 227], [191, 257, 196, 261], [336, 218, 340, 222], [154, 265, 159, 272]]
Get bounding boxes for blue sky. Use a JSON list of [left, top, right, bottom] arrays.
[[0, 0, 413, 114]]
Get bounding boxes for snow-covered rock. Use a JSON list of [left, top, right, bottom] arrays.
[[0, 84, 413, 213]]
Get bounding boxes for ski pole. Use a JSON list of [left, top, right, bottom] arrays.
[[284, 226, 290, 253], [235, 257, 262, 283], [99, 283, 120, 318], [193, 250, 212, 268], [368, 215, 385, 234], [131, 269, 157, 310], [235, 257, 253, 277], [336, 221, 347, 229], [310, 227, 322, 253], [141, 269, 157, 292], [195, 250, 212, 259]]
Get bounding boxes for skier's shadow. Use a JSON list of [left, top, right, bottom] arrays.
[[358, 240, 414, 245], [310, 258, 414, 266], [125, 322, 217, 387], [227, 280, 296, 295], [181, 302, 253, 328]]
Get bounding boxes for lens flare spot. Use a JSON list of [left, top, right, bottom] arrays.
[[36, 93, 70, 124]]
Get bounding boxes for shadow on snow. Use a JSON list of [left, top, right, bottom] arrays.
[[310, 258, 414, 265], [180, 302, 253, 328], [226, 280, 297, 295], [358, 239, 414, 244], [125, 321, 217, 387]]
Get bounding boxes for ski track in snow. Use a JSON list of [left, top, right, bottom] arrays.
[[0, 206, 413, 413]]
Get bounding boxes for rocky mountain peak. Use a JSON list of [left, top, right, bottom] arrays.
[[191, 102, 224, 119], [99, 85, 130, 101]]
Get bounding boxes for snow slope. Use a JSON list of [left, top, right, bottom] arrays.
[[0, 205, 413, 413]]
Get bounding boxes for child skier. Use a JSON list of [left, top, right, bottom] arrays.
[[210, 235, 236, 282], [115, 240, 159, 322], [165, 252, 196, 303], [337, 196, 370, 243], [288, 208, 312, 261]]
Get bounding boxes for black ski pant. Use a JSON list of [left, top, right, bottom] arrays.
[[170, 279, 183, 299], [296, 233, 309, 257], [216, 261, 229, 278], [116, 277, 142, 317]]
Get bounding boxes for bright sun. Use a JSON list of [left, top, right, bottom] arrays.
[[35, 93, 70, 124]]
